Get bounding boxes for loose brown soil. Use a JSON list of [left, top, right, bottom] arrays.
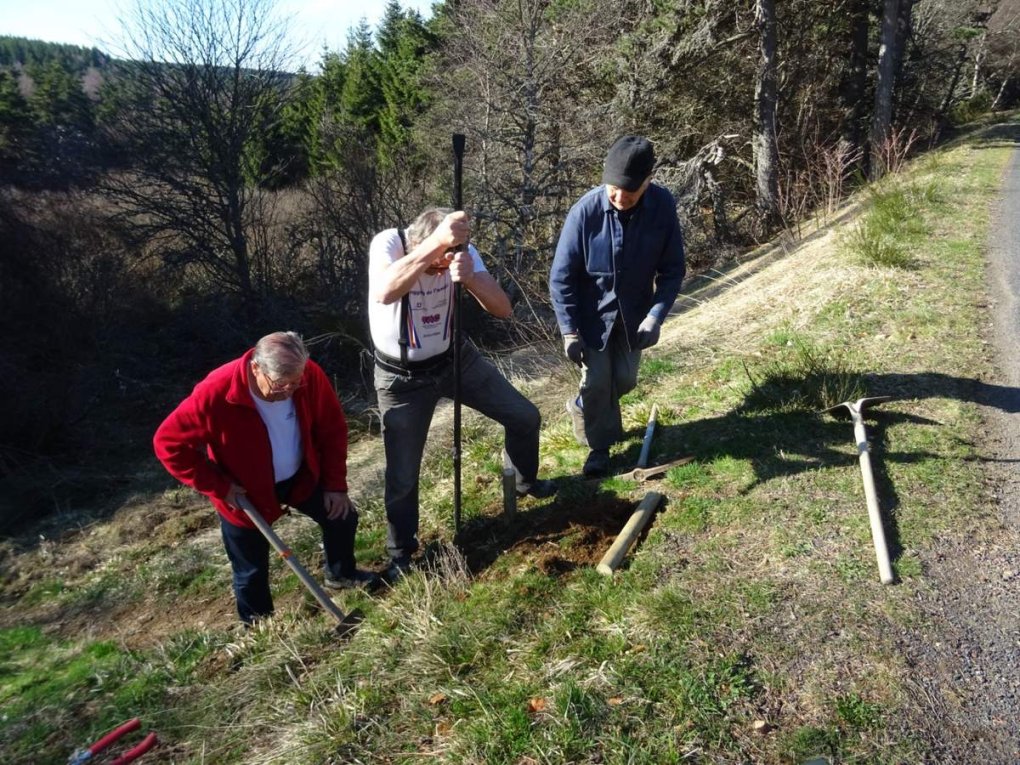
[[455, 492, 647, 576]]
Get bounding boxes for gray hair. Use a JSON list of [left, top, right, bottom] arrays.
[[406, 207, 454, 248], [252, 331, 309, 378]]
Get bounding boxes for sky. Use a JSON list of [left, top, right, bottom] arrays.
[[0, 0, 435, 71]]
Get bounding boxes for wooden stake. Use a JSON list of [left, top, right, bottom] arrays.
[[596, 492, 664, 576]]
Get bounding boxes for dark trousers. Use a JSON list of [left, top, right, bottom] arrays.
[[219, 483, 359, 625], [580, 321, 641, 449], [374, 343, 541, 561]]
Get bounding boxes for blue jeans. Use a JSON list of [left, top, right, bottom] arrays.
[[580, 321, 641, 450], [219, 483, 359, 625], [375, 343, 541, 560]]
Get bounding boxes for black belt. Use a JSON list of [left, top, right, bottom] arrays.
[[374, 347, 454, 376]]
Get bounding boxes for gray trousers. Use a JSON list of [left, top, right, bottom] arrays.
[[375, 343, 541, 560], [580, 322, 642, 450]]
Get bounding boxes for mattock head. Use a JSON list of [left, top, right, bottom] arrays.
[[823, 395, 894, 419]]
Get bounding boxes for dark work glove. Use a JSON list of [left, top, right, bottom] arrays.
[[563, 334, 585, 366], [635, 315, 661, 350]]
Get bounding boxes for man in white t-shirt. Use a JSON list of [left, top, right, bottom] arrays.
[[369, 207, 557, 582]]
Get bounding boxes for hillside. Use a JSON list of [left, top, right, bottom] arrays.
[[0, 36, 112, 71], [2, 117, 1019, 764]]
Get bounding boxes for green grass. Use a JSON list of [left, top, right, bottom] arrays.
[[740, 331, 865, 413], [840, 177, 938, 268], [0, 625, 222, 762]]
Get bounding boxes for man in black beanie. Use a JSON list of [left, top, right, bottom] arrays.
[[549, 135, 686, 477]]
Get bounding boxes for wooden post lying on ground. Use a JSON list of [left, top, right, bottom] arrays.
[[597, 491, 664, 576], [637, 404, 658, 469]]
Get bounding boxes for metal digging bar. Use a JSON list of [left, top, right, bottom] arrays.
[[823, 396, 895, 585], [452, 132, 466, 535], [636, 403, 659, 469], [236, 496, 359, 635]]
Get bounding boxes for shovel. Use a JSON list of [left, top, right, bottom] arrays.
[[236, 496, 361, 635], [824, 396, 895, 585]]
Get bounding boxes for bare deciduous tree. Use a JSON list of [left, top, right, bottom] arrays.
[[104, 0, 294, 303], [431, 0, 620, 340], [987, 1, 1020, 109]]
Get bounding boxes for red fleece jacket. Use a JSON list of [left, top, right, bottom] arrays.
[[153, 349, 348, 528]]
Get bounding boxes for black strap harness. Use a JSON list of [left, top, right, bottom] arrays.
[[374, 227, 457, 376]]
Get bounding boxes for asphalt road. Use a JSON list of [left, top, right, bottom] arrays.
[[985, 133, 1020, 529]]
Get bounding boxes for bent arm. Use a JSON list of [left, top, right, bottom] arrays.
[[372, 211, 470, 304], [306, 362, 349, 493], [153, 396, 232, 501], [464, 271, 512, 318], [374, 234, 449, 305], [550, 205, 585, 336]]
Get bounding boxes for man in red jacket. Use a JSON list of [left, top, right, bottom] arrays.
[[154, 331, 377, 625]]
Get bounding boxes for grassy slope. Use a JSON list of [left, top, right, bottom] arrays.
[[1, 118, 1015, 764]]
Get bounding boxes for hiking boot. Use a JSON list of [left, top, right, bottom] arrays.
[[566, 396, 588, 446], [382, 558, 413, 585], [324, 569, 381, 591], [516, 478, 558, 499], [583, 448, 610, 478]]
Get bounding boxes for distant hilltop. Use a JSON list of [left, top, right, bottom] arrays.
[[0, 35, 112, 72]]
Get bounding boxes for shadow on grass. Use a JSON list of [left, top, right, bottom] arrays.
[[459, 368, 1019, 581], [967, 120, 1020, 148]]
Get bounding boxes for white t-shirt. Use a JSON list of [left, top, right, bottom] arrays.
[[251, 394, 303, 483], [368, 228, 487, 361]]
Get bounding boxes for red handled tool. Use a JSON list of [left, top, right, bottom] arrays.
[[68, 718, 158, 765]]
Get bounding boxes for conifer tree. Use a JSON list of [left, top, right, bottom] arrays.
[[0, 70, 35, 180], [376, 1, 434, 163], [28, 60, 93, 131], [339, 20, 383, 135]]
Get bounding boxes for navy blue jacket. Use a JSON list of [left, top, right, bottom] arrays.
[[550, 183, 686, 351]]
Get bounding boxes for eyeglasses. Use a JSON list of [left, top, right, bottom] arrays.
[[265, 374, 305, 393], [254, 362, 305, 393]]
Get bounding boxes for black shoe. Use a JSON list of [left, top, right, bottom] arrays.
[[583, 449, 610, 478], [566, 396, 588, 446], [324, 569, 381, 591], [382, 558, 412, 585], [517, 478, 558, 499]]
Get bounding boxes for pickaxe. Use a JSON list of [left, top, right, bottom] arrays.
[[823, 396, 895, 585], [617, 456, 694, 482]]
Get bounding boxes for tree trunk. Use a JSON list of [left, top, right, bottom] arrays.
[[869, 0, 901, 179], [841, 0, 871, 153], [938, 43, 969, 123], [991, 74, 1011, 110], [752, 0, 780, 228], [893, 0, 914, 81], [971, 31, 987, 98]]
